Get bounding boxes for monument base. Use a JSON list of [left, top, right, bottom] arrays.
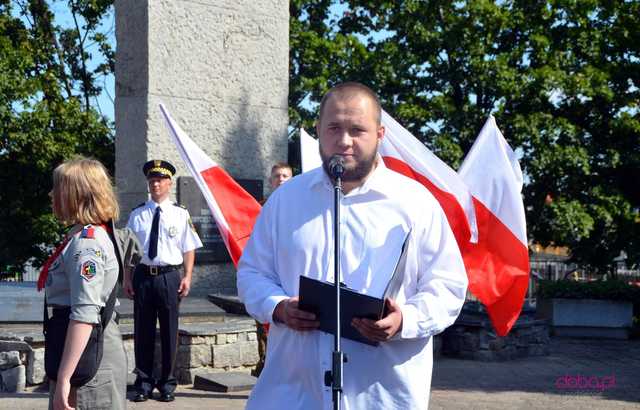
[[442, 304, 550, 361]]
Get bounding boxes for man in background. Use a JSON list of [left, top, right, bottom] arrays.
[[269, 162, 292, 190], [253, 161, 294, 377], [124, 160, 203, 403]]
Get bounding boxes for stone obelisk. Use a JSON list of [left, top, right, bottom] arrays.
[[114, 0, 289, 295]]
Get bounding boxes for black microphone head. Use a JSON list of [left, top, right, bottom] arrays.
[[328, 155, 345, 178]]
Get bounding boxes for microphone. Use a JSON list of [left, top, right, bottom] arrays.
[[328, 155, 345, 179]]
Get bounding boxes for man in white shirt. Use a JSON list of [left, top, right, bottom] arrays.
[[237, 82, 468, 409], [125, 160, 203, 403]]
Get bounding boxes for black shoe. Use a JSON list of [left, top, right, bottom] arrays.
[[132, 392, 149, 402], [157, 392, 175, 402]]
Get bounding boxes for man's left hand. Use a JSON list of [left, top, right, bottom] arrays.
[[351, 298, 403, 342], [178, 276, 191, 298]]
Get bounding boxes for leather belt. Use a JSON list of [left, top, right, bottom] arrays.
[[140, 264, 180, 276]]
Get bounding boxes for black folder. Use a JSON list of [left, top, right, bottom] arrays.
[[298, 230, 411, 346]]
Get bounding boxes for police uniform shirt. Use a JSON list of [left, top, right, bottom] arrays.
[[127, 199, 203, 266], [45, 225, 119, 324]]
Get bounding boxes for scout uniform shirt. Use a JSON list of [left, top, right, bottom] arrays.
[[126, 199, 203, 265], [45, 225, 119, 324]]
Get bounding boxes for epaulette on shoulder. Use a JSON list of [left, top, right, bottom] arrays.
[[173, 202, 187, 209], [80, 225, 95, 239], [131, 202, 145, 211]]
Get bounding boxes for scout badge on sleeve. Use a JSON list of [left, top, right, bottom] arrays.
[[80, 260, 97, 281]]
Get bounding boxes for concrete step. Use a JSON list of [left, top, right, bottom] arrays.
[[193, 372, 257, 392]]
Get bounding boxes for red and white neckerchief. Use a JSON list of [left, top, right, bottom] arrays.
[[37, 235, 72, 291]]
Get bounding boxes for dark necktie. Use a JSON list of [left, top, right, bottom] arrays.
[[148, 206, 161, 260]]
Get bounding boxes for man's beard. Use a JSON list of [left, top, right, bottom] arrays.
[[320, 148, 378, 182]]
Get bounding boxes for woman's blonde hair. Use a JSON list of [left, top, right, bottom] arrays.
[[52, 157, 119, 225]]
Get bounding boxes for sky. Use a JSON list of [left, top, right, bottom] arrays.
[[48, 1, 116, 122]]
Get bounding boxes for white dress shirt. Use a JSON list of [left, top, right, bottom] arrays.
[[237, 159, 468, 410], [127, 198, 203, 266]]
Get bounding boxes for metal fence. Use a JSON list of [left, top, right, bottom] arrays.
[[465, 258, 640, 308]]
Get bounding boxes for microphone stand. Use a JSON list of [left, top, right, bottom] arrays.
[[324, 168, 346, 410]]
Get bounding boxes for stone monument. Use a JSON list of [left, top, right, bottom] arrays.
[[114, 0, 289, 295]]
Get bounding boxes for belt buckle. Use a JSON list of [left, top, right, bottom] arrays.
[[149, 266, 158, 276]]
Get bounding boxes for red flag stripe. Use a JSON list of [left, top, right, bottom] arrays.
[[200, 166, 262, 266], [382, 156, 472, 250], [461, 198, 529, 303]]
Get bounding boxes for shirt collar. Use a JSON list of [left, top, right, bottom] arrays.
[[148, 197, 172, 211], [309, 155, 393, 198]]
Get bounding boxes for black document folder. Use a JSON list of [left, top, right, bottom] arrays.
[[298, 230, 411, 346]]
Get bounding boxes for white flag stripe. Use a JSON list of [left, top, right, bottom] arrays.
[[458, 116, 527, 245], [380, 110, 478, 242], [300, 128, 322, 173], [158, 104, 233, 241]]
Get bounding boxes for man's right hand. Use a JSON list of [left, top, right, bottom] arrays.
[[273, 297, 319, 331], [124, 280, 135, 299]]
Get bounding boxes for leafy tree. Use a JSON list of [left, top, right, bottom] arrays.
[[0, 0, 114, 270], [289, 0, 640, 272]]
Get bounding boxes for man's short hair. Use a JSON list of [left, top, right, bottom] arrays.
[[318, 82, 382, 125], [271, 162, 292, 174]]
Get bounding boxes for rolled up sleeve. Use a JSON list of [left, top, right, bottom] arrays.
[[65, 238, 106, 324]]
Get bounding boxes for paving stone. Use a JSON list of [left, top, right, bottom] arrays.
[[212, 343, 241, 368], [26, 348, 45, 385], [239, 342, 259, 366], [123, 339, 135, 373], [181, 335, 208, 345], [193, 371, 256, 392], [177, 344, 212, 368], [0, 351, 21, 370], [175, 367, 213, 385], [0, 340, 32, 353], [1, 364, 26, 392]]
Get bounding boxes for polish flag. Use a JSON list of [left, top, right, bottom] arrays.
[[379, 110, 478, 247], [458, 116, 530, 336], [300, 128, 322, 172], [159, 104, 262, 267], [300, 115, 478, 248]]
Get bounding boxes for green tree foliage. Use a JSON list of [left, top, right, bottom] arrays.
[[289, 0, 640, 272], [0, 0, 114, 270]]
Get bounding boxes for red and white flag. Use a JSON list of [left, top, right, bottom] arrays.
[[458, 116, 530, 336], [379, 110, 477, 247], [300, 114, 478, 248], [159, 104, 262, 267]]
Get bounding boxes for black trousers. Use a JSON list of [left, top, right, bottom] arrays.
[[132, 265, 181, 395]]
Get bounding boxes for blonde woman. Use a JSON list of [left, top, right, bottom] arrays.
[[42, 157, 126, 410]]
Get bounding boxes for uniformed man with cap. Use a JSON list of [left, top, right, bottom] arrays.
[[124, 160, 203, 403]]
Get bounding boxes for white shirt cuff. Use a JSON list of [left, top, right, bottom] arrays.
[[264, 295, 289, 324], [399, 303, 437, 339]]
